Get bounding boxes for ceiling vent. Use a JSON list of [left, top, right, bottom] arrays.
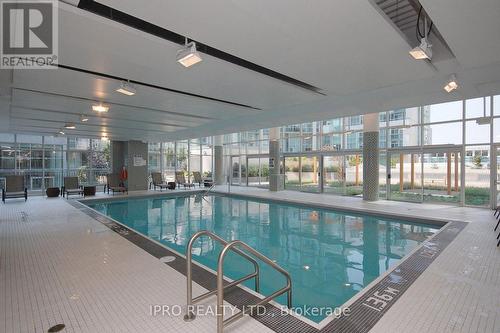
[[373, 0, 454, 62]]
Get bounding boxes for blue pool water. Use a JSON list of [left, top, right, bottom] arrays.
[[87, 194, 439, 323]]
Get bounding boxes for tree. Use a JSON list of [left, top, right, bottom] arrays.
[[473, 154, 482, 168]]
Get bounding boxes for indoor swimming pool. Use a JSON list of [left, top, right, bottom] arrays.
[[87, 193, 440, 323]]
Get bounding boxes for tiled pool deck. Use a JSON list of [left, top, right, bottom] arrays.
[[1, 187, 499, 332]]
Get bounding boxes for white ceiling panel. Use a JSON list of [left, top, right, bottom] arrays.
[[57, 4, 322, 109], [100, 0, 435, 95], [420, 0, 500, 68]]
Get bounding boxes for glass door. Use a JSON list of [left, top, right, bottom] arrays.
[[388, 152, 423, 202], [231, 156, 241, 185], [323, 155, 345, 195], [247, 157, 260, 186], [284, 156, 300, 190], [300, 156, 320, 192], [345, 154, 363, 196], [422, 151, 461, 204]]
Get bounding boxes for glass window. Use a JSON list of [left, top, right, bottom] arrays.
[[426, 101, 462, 123], [322, 119, 342, 133], [260, 140, 269, 154], [388, 126, 421, 147], [282, 137, 301, 153], [148, 142, 161, 172], [16, 135, 42, 144], [389, 107, 420, 127], [494, 95, 500, 116], [345, 132, 363, 149], [261, 129, 270, 141], [464, 145, 490, 206], [321, 134, 342, 151], [176, 140, 189, 174], [245, 130, 260, 142], [466, 120, 490, 145], [493, 118, 500, 143], [68, 138, 90, 150], [303, 136, 320, 152], [424, 122, 462, 145], [466, 97, 490, 119], [282, 124, 301, 137], [247, 141, 260, 155]]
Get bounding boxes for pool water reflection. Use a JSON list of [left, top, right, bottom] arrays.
[[87, 194, 439, 322]]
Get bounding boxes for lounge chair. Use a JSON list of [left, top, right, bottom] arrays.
[[2, 175, 28, 203], [176, 172, 195, 189], [63, 177, 84, 199], [151, 172, 169, 191], [192, 171, 203, 187], [107, 174, 128, 195]]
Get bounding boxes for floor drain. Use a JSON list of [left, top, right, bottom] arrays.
[[159, 256, 176, 263], [47, 324, 65, 332]]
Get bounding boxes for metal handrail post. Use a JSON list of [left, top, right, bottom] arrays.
[[216, 240, 292, 333], [184, 231, 260, 322]]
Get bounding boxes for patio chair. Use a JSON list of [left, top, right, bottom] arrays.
[[107, 174, 128, 195], [63, 177, 84, 199], [151, 172, 169, 191], [2, 175, 28, 203], [176, 172, 195, 189], [192, 171, 203, 187]]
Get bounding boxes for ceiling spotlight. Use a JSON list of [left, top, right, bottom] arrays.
[[409, 37, 432, 60], [92, 104, 109, 113], [116, 81, 136, 96], [443, 74, 459, 93], [64, 123, 76, 129], [80, 115, 89, 122], [58, 130, 65, 135], [177, 40, 202, 67]]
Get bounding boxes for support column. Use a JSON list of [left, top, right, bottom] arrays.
[[112, 140, 148, 190], [269, 127, 284, 191], [363, 113, 379, 201], [127, 141, 148, 190], [213, 135, 224, 185]]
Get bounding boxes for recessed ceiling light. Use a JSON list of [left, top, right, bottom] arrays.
[[303, 265, 310, 271], [64, 123, 76, 129], [58, 130, 65, 135], [177, 41, 202, 67], [409, 37, 432, 60], [92, 104, 109, 113], [443, 74, 459, 93], [80, 115, 89, 122], [116, 81, 136, 96]]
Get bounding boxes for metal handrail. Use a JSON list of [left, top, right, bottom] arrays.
[[184, 231, 260, 321], [216, 240, 292, 333], [204, 183, 216, 195], [183, 230, 293, 333]]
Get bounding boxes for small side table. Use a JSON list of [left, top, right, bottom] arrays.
[[83, 186, 96, 197], [46, 187, 60, 198]]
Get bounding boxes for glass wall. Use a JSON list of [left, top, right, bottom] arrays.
[[4, 94, 500, 207], [223, 129, 269, 188], [0, 134, 110, 193], [218, 94, 500, 207], [148, 138, 213, 183]]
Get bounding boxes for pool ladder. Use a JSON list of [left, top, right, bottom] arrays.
[[198, 183, 216, 203], [184, 230, 292, 333]]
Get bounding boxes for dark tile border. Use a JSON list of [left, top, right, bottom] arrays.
[[68, 197, 467, 333]]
